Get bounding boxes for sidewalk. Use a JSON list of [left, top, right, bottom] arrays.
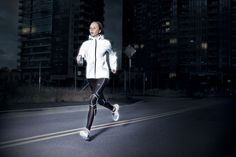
[[1, 91, 234, 112], [0, 95, 141, 111]]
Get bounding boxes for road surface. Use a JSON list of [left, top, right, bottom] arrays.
[[0, 97, 235, 157]]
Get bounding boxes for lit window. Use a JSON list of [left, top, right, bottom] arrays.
[[22, 27, 30, 34], [31, 27, 36, 33], [169, 38, 177, 44], [134, 44, 139, 49], [140, 44, 144, 48], [201, 42, 208, 49]]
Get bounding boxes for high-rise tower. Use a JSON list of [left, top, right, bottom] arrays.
[[18, 0, 104, 85]]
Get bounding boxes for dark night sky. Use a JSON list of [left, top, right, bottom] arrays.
[[0, 0, 122, 69]]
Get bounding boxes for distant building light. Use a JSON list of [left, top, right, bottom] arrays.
[[140, 44, 144, 48], [169, 38, 177, 44], [22, 27, 30, 34], [169, 72, 176, 78], [166, 21, 170, 26], [190, 39, 194, 43], [31, 27, 36, 33], [201, 42, 208, 49], [77, 71, 82, 76], [133, 44, 144, 49], [21, 27, 36, 34], [134, 44, 139, 49]]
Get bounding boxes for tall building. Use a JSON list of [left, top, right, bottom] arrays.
[[158, 0, 178, 88], [123, 0, 160, 88], [232, 0, 236, 71], [18, 0, 104, 85], [176, 0, 209, 89], [207, 0, 231, 73], [228, 0, 236, 89], [123, 0, 234, 89], [232, 0, 236, 72]]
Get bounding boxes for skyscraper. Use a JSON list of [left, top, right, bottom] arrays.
[[123, 0, 160, 89], [176, 0, 209, 88], [158, 0, 178, 88], [123, 0, 234, 90], [231, 0, 236, 72], [18, 0, 104, 85]]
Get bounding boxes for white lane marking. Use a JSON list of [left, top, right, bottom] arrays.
[[0, 104, 207, 149]]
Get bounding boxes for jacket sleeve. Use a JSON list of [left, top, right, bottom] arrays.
[[76, 42, 87, 62], [107, 41, 117, 71]]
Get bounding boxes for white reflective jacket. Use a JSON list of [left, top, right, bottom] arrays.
[[76, 35, 117, 79]]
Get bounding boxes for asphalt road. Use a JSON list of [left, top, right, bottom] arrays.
[[0, 97, 235, 157]]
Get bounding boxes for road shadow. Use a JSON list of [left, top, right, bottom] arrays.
[[89, 127, 110, 141]]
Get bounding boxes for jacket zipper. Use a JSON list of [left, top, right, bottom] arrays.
[[94, 39, 97, 77]]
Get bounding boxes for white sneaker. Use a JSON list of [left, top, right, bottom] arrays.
[[79, 128, 90, 141], [112, 104, 120, 121]]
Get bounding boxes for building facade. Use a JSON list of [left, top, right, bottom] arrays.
[[232, 0, 236, 72], [18, 0, 104, 85], [123, 0, 160, 89], [123, 0, 235, 91]]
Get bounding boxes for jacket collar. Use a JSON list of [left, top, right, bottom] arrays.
[[89, 34, 104, 40]]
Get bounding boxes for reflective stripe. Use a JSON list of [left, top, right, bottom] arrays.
[[95, 78, 106, 96]]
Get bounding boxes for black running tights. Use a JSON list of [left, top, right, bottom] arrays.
[[86, 78, 114, 130]]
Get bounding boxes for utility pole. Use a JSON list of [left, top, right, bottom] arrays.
[[74, 65, 77, 90], [143, 73, 146, 95], [38, 62, 41, 90], [129, 58, 131, 90]]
